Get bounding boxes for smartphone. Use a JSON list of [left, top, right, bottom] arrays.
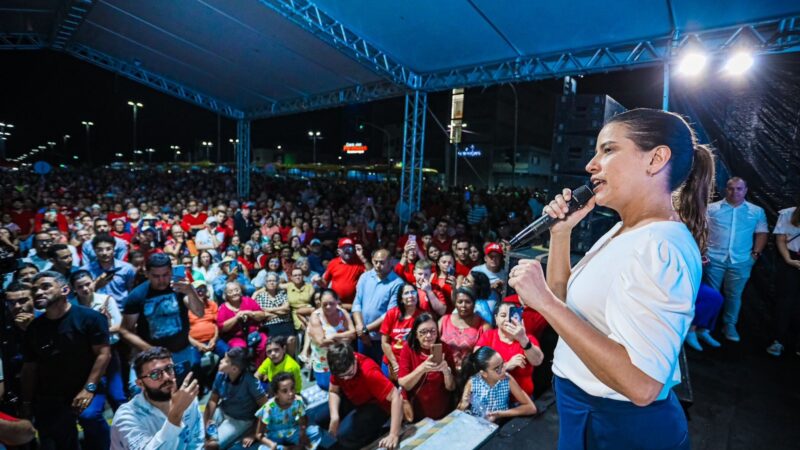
[[431, 343, 443, 364], [408, 234, 416, 243], [448, 266, 455, 277], [172, 265, 187, 282], [510, 306, 524, 324], [104, 267, 122, 277]]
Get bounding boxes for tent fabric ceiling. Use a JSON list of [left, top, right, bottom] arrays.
[[2, 0, 799, 118]]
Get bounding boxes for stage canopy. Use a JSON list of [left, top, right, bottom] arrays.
[[2, 1, 799, 120]]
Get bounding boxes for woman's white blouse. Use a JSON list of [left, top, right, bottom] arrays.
[[552, 221, 701, 402]]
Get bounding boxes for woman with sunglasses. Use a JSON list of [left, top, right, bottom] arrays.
[[457, 346, 536, 422], [397, 313, 456, 421]]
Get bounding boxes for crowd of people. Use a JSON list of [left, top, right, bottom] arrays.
[[0, 163, 797, 450], [0, 169, 549, 450]]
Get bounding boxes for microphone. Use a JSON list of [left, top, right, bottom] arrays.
[[508, 184, 595, 250]]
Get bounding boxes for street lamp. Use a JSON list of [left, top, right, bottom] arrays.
[[114, 153, 123, 159], [201, 141, 213, 161], [170, 145, 181, 162], [81, 121, 94, 164], [228, 138, 238, 156], [127, 101, 143, 156], [307, 130, 323, 163], [146, 147, 156, 163]]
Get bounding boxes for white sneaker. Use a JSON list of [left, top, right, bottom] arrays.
[[766, 340, 784, 357], [697, 330, 721, 348], [723, 323, 740, 342], [685, 331, 703, 351]]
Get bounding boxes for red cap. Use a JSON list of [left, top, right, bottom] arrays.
[[338, 237, 355, 249], [484, 242, 504, 256]]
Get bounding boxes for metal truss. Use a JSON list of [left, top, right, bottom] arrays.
[[50, 0, 95, 50], [418, 16, 800, 91], [398, 91, 427, 229], [255, 0, 419, 88], [0, 33, 47, 50], [236, 119, 251, 199], [64, 43, 245, 119], [245, 80, 404, 119]]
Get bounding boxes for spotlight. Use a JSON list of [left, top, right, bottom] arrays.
[[723, 51, 754, 75], [677, 51, 707, 76]]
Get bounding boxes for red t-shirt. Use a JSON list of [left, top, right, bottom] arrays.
[[455, 261, 472, 278], [393, 262, 416, 285], [397, 342, 456, 420], [9, 210, 35, 235], [323, 257, 366, 305], [108, 212, 127, 222], [418, 285, 447, 316], [380, 307, 426, 365], [431, 273, 454, 313], [503, 294, 549, 339], [331, 353, 394, 413], [181, 212, 208, 232], [476, 328, 539, 397], [431, 235, 453, 252]]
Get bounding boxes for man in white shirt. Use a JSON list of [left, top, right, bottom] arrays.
[[704, 177, 768, 342], [471, 242, 509, 293], [111, 347, 203, 450]]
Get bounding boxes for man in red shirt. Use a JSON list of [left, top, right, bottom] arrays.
[[180, 200, 207, 234], [309, 343, 402, 450], [453, 238, 473, 277], [430, 219, 453, 252], [322, 238, 366, 310], [9, 199, 35, 238]]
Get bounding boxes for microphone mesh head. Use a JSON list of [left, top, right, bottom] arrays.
[[572, 184, 595, 206]]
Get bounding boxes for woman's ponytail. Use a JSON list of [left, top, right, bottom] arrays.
[[674, 143, 715, 253]]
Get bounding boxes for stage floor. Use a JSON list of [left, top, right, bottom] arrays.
[[479, 337, 800, 450]]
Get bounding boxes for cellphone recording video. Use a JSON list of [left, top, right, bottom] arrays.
[[510, 306, 524, 324]]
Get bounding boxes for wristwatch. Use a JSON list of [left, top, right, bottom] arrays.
[[85, 383, 98, 394], [362, 326, 369, 335], [522, 340, 533, 351]]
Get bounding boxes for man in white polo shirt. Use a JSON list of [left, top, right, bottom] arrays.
[[704, 177, 768, 342]]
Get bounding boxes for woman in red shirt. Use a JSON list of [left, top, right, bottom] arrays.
[[237, 241, 258, 276], [475, 302, 545, 398], [380, 283, 426, 380], [440, 287, 488, 373], [110, 219, 133, 243], [432, 252, 457, 310], [398, 313, 457, 421]]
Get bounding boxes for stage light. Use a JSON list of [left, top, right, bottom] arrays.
[[723, 51, 754, 75], [677, 51, 707, 76]]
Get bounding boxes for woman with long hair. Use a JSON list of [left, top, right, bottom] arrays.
[[307, 289, 356, 390], [509, 109, 714, 448], [766, 194, 800, 357], [380, 283, 426, 380], [397, 313, 456, 421]]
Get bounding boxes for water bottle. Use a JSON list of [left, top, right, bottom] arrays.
[[206, 423, 219, 441]]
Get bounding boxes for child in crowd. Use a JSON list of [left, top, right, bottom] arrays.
[[457, 346, 536, 423], [252, 373, 324, 450], [205, 348, 268, 450], [255, 336, 303, 394]]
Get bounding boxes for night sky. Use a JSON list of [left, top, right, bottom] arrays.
[[0, 49, 664, 168]]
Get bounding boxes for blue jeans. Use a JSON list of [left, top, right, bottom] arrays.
[[106, 349, 128, 410], [35, 394, 110, 450], [314, 371, 331, 391], [357, 338, 384, 365], [703, 258, 755, 326], [254, 424, 329, 450], [307, 397, 389, 449]]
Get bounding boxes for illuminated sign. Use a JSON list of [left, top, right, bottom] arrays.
[[343, 142, 368, 154], [457, 144, 482, 158]]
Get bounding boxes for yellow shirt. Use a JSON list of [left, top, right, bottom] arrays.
[[255, 354, 303, 391], [285, 282, 315, 330]]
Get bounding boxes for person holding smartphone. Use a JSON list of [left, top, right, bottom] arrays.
[[397, 313, 456, 421]]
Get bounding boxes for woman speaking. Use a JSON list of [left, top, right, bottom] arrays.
[[509, 109, 714, 449]]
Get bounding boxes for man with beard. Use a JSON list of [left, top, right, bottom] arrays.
[[1, 282, 36, 409], [111, 347, 203, 450], [20, 271, 111, 450], [21, 231, 54, 271]]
